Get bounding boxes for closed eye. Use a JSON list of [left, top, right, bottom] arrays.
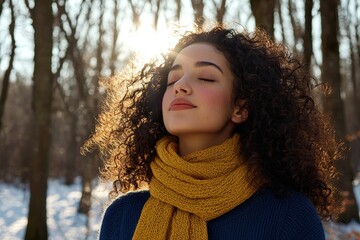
[[198, 78, 215, 82]]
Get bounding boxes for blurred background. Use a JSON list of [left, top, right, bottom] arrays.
[[1, 0, 360, 239]]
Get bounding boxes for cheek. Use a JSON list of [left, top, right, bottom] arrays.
[[201, 89, 231, 108], [162, 90, 171, 112]]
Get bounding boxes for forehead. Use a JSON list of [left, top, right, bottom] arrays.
[[173, 43, 229, 67]]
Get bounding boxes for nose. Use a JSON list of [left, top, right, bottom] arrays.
[[173, 76, 192, 95]]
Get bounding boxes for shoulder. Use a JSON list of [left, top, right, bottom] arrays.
[[250, 189, 324, 240], [278, 190, 324, 239], [105, 190, 150, 213], [208, 189, 324, 240], [99, 190, 149, 240], [259, 188, 320, 216], [255, 189, 324, 240]]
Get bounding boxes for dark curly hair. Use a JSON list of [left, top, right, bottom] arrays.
[[84, 27, 340, 219]]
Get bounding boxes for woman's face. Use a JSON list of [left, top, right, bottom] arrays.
[[162, 43, 243, 154]]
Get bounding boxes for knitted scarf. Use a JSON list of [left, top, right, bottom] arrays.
[[132, 134, 258, 240]]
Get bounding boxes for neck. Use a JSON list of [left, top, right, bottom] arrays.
[[178, 132, 234, 156]]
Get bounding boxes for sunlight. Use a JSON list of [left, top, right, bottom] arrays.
[[125, 25, 182, 64]]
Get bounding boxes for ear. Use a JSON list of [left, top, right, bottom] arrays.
[[231, 100, 248, 124]]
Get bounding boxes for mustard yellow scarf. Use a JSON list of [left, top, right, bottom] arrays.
[[132, 134, 258, 240]]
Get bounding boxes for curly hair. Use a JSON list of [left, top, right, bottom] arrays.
[[84, 27, 340, 219]]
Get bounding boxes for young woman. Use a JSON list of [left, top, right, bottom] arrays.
[[85, 27, 340, 239]]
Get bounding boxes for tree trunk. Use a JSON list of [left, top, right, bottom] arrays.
[[276, 0, 286, 44], [303, 0, 313, 71], [0, 0, 4, 17], [212, 0, 226, 26], [65, 112, 78, 185], [320, 0, 359, 223], [24, 0, 53, 239], [353, 0, 360, 133], [128, 0, 145, 30], [78, 154, 93, 214], [287, 0, 301, 55], [191, 0, 204, 30], [153, 0, 161, 30], [175, 0, 181, 22], [110, 0, 120, 76], [342, 0, 360, 182], [250, 0, 275, 39], [78, 0, 104, 214], [0, 0, 16, 131]]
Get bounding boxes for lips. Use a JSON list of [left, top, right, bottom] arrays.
[[169, 98, 196, 111]]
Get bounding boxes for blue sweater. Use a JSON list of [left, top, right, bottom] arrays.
[[99, 189, 325, 240]]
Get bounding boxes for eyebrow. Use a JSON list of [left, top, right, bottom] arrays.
[[169, 61, 224, 74]]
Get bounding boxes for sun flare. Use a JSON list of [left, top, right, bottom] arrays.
[[126, 25, 182, 64]]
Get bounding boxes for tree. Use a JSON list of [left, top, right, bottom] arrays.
[[0, 0, 16, 131], [303, 0, 313, 71], [287, 0, 302, 55], [54, 0, 111, 215], [250, 0, 276, 39], [109, 0, 120, 76], [128, 0, 146, 29], [320, 0, 359, 223], [175, 0, 181, 21], [24, 0, 54, 238], [212, 0, 227, 26], [151, 0, 162, 30], [275, 0, 286, 44], [78, 0, 105, 215], [191, 0, 205, 30]]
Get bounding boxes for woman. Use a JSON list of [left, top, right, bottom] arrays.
[[85, 27, 340, 239]]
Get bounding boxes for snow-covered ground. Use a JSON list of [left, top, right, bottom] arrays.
[[0, 178, 110, 240], [1, 178, 360, 239]]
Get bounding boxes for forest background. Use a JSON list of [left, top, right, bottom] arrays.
[[1, 0, 360, 239]]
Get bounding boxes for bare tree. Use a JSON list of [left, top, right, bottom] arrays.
[[276, 0, 286, 44], [342, 2, 357, 109], [342, 0, 360, 179], [55, 0, 102, 214], [287, 0, 302, 55], [212, 0, 227, 26], [0, 0, 16, 131], [191, 0, 205, 30], [0, 0, 4, 17], [24, 0, 54, 238], [354, 0, 360, 128], [250, 0, 275, 39], [0, 79, 33, 183], [128, 0, 147, 29], [56, 0, 92, 107], [303, 0, 313, 71], [320, 0, 359, 223], [356, 0, 360, 66], [110, 0, 120, 76], [78, 0, 105, 215], [151, 0, 162, 30], [175, 0, 181, 21]]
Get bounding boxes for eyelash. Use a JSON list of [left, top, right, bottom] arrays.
[[166, 77, 215, 86], [198, 78, 215, 82]]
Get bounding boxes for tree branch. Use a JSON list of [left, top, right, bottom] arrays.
[[24, 0, 34, 20]]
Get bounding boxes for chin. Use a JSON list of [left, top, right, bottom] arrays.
[[166, 129, 186, 136]]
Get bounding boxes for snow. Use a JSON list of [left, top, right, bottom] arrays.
[[1, 178, 360, 239], [0, 178, 110, 240]]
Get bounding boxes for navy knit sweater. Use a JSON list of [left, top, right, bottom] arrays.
[[99, 188, 325, 240]]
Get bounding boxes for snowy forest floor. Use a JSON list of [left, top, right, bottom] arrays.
[[1, 178, 360, 240]]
